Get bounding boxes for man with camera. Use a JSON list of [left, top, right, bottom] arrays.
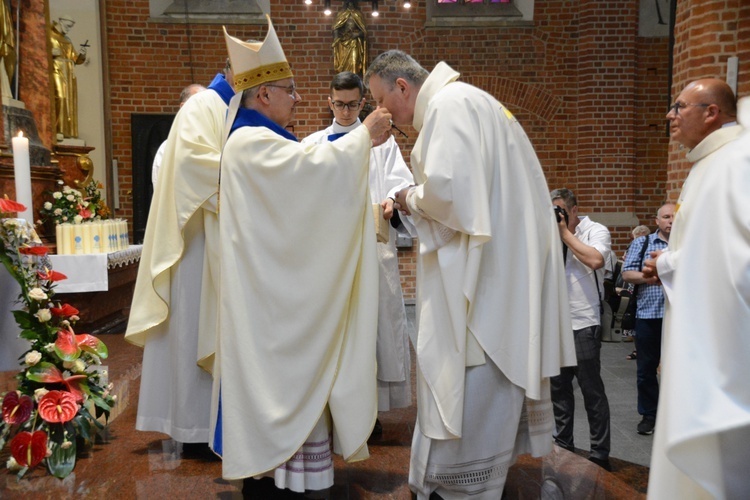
[[621, 203, 673, 436], [550, 188, 612, 470]]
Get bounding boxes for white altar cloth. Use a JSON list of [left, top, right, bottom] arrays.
[[48, 245, 143, 293]]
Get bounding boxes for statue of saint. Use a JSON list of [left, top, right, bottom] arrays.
[[0, 0, 15, 101], [49, 15, 87, 138], [332, 4, 367, 76]]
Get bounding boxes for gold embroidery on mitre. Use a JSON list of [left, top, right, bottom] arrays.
[[233, 62, 293, 92]]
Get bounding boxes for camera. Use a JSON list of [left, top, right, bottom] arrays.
[[554, 205, 569, 225]]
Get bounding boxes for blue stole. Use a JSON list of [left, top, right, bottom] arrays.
[[229, 108, 299, 142], [207, 73, 235, 105], [327, 132, 347, 142]]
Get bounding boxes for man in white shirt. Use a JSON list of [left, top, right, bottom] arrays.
[[550, 188, 612, 471], [302, 72, 414, 421]]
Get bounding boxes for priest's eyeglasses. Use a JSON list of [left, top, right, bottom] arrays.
[[668, 102, 709, 115], [266, 84, 297, 98], [332, 100, 363, 111]]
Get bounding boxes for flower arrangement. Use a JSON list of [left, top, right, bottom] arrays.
[[0, 197, 115, 479], [39, 179, 112, 226]]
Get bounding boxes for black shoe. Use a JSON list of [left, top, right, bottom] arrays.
[[368, 418, 383, 442], [637, 416, 656, 435], [588, 456, 612, 471]]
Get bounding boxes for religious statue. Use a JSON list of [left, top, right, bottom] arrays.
[[49, 15, 87, 138], [0, 0, 15, 101], [332, 4, 367, 76]]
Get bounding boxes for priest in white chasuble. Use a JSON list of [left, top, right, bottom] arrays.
[[124, 69, 234, 443], [366, 50, 576, 499], [214, 18, 392, 495], [647, 94, 749, 499]]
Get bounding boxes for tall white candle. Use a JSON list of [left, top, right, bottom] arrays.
[[11, 132, 33, 223]]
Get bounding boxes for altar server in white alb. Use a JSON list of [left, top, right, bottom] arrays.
[[647, 91, 749, 498], [302, 71, 414, 416], [213, 18, 392, 494], [125, 66, 234, 443], [366, 50, 576, 499]]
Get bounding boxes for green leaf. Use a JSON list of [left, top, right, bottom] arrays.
[[73, 414, 92, 442], [19, 329, 40, 341], [12, 310, 34, 329], [77, 404, 105, 430]]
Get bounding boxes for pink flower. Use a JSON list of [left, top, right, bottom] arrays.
[[37, 390, 78, 423], [77, 204, 92, 219]]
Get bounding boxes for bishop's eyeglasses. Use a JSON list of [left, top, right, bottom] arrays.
[[266, 84, 297, 98]]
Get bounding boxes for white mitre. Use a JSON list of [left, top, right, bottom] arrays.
[[223, 15, 293, 93]]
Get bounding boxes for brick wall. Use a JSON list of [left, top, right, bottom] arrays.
[[104, 0, 688, 300]]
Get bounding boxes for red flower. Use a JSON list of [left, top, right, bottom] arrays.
[[10, 430, 48, 468], [38, 269, 68, 282], [54, 327, 108, 362], [50, 303, 79, 317], [26, 362, 88, 402], [2, 391, 33, 424], [37, 390, 78, 423], [0, 198, 26, 213], [18, 246, 49, 256]]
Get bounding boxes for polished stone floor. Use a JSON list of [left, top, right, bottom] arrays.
[[1, 307, 651, 499]]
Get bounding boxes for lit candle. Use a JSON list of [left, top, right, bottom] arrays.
[[12, 131, 33, 223]]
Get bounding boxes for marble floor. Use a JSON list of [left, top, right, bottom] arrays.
[[0, 307, 651, 499]]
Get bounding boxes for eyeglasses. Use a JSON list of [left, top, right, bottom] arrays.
[[266, 84, 297, 98], [331, 100, 363, 111], [668, 102, 710, 115]]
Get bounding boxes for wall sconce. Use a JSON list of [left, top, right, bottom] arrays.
[[324, 0, 332, 15], [371, 0, 379, 17]]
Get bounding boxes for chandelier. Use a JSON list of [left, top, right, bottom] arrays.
[[304, 0, 412, 17]]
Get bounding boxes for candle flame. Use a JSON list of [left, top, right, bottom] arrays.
[[17, 131, 24, 138]]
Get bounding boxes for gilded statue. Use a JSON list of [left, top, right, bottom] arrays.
[[0, 0, 15, 101], [49, 15, 87, 138], [332, 4, 367, 76]]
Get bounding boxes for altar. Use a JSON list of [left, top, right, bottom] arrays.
[[0, 246, 141, 372], [52, 245, 142, 334]]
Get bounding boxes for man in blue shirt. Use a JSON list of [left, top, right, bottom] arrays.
[[622, 202, 674, 435]]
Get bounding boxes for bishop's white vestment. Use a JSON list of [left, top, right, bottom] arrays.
[[212, 108, 379, 484], [125, 74, 233, 443], [648, 101, 749, 499], [403, 62, 576, 498], [302, 119, 414, 411]]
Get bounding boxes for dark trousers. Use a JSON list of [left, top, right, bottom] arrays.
[[635, 318, 662, 418], [551, 325, 611, 460]]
